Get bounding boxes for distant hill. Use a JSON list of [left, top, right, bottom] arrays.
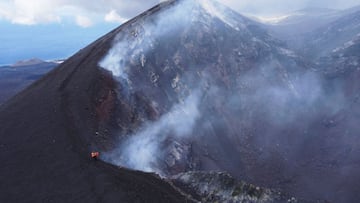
[[0, 60, 57, 105], [11, 58, 47, 67]]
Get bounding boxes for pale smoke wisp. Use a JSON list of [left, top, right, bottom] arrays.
[[98, 0, 207, 174], [98, 0, 246, 82], [103, 91, 201, 174], [98, 0, 196, 82]]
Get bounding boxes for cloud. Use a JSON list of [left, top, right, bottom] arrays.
[[0, 0, 61, 24], [104, 90, 202, 173], [76, 15, 93, 27], [0, 0, 155, 26], [0, 0, 359, 26], [105, 10, 127, 24]]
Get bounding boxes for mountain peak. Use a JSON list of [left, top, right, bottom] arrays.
[[99, 0, 275, 83], [99, 0, 305, 179], [161, 0, 249, 31]]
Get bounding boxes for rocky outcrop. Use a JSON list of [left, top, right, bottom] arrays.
[[171, 171, 297, 203]]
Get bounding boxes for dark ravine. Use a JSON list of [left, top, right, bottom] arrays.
[[1, 0, 360, 202]]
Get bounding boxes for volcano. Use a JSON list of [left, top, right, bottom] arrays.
[[1, 0, 360, 202]]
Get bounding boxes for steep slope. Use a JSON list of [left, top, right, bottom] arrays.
[[304, 9, 360, 59], [265, 7, 342, 38], [95, 0, 360, 202], [264, 6, 360, 60], [319, 34, 360, 115], [98, 1, 360, 202], [0, 2, 193, 203], [100, 0, 313, 175], [320, 34, 360, 76]]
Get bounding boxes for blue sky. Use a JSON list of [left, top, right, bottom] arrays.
[[0, 0, 359, 65], [0, 21, 119, 65]]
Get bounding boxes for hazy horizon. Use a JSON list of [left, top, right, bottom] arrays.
[[1, 0, 359, 65]]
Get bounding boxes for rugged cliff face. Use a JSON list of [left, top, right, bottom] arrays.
[[304, 10, 360, 59], [99, 0, 309, 174], [171, 171, 299, 203], [99, 1, 360, 202]]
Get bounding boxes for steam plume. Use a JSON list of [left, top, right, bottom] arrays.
[[103, 90, 202, 173]]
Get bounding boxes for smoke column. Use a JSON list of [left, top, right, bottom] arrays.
[[103, 90, 202, 173]]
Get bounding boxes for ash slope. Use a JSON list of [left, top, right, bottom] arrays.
[[0, 3, 193, 203]]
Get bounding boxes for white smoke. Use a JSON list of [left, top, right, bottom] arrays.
[[99, 0, 205, 174], [103, 90, 202, 173], [98, 0, 196, 81], [98, 42, 128, 79], [98, 0, 249, 81]]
